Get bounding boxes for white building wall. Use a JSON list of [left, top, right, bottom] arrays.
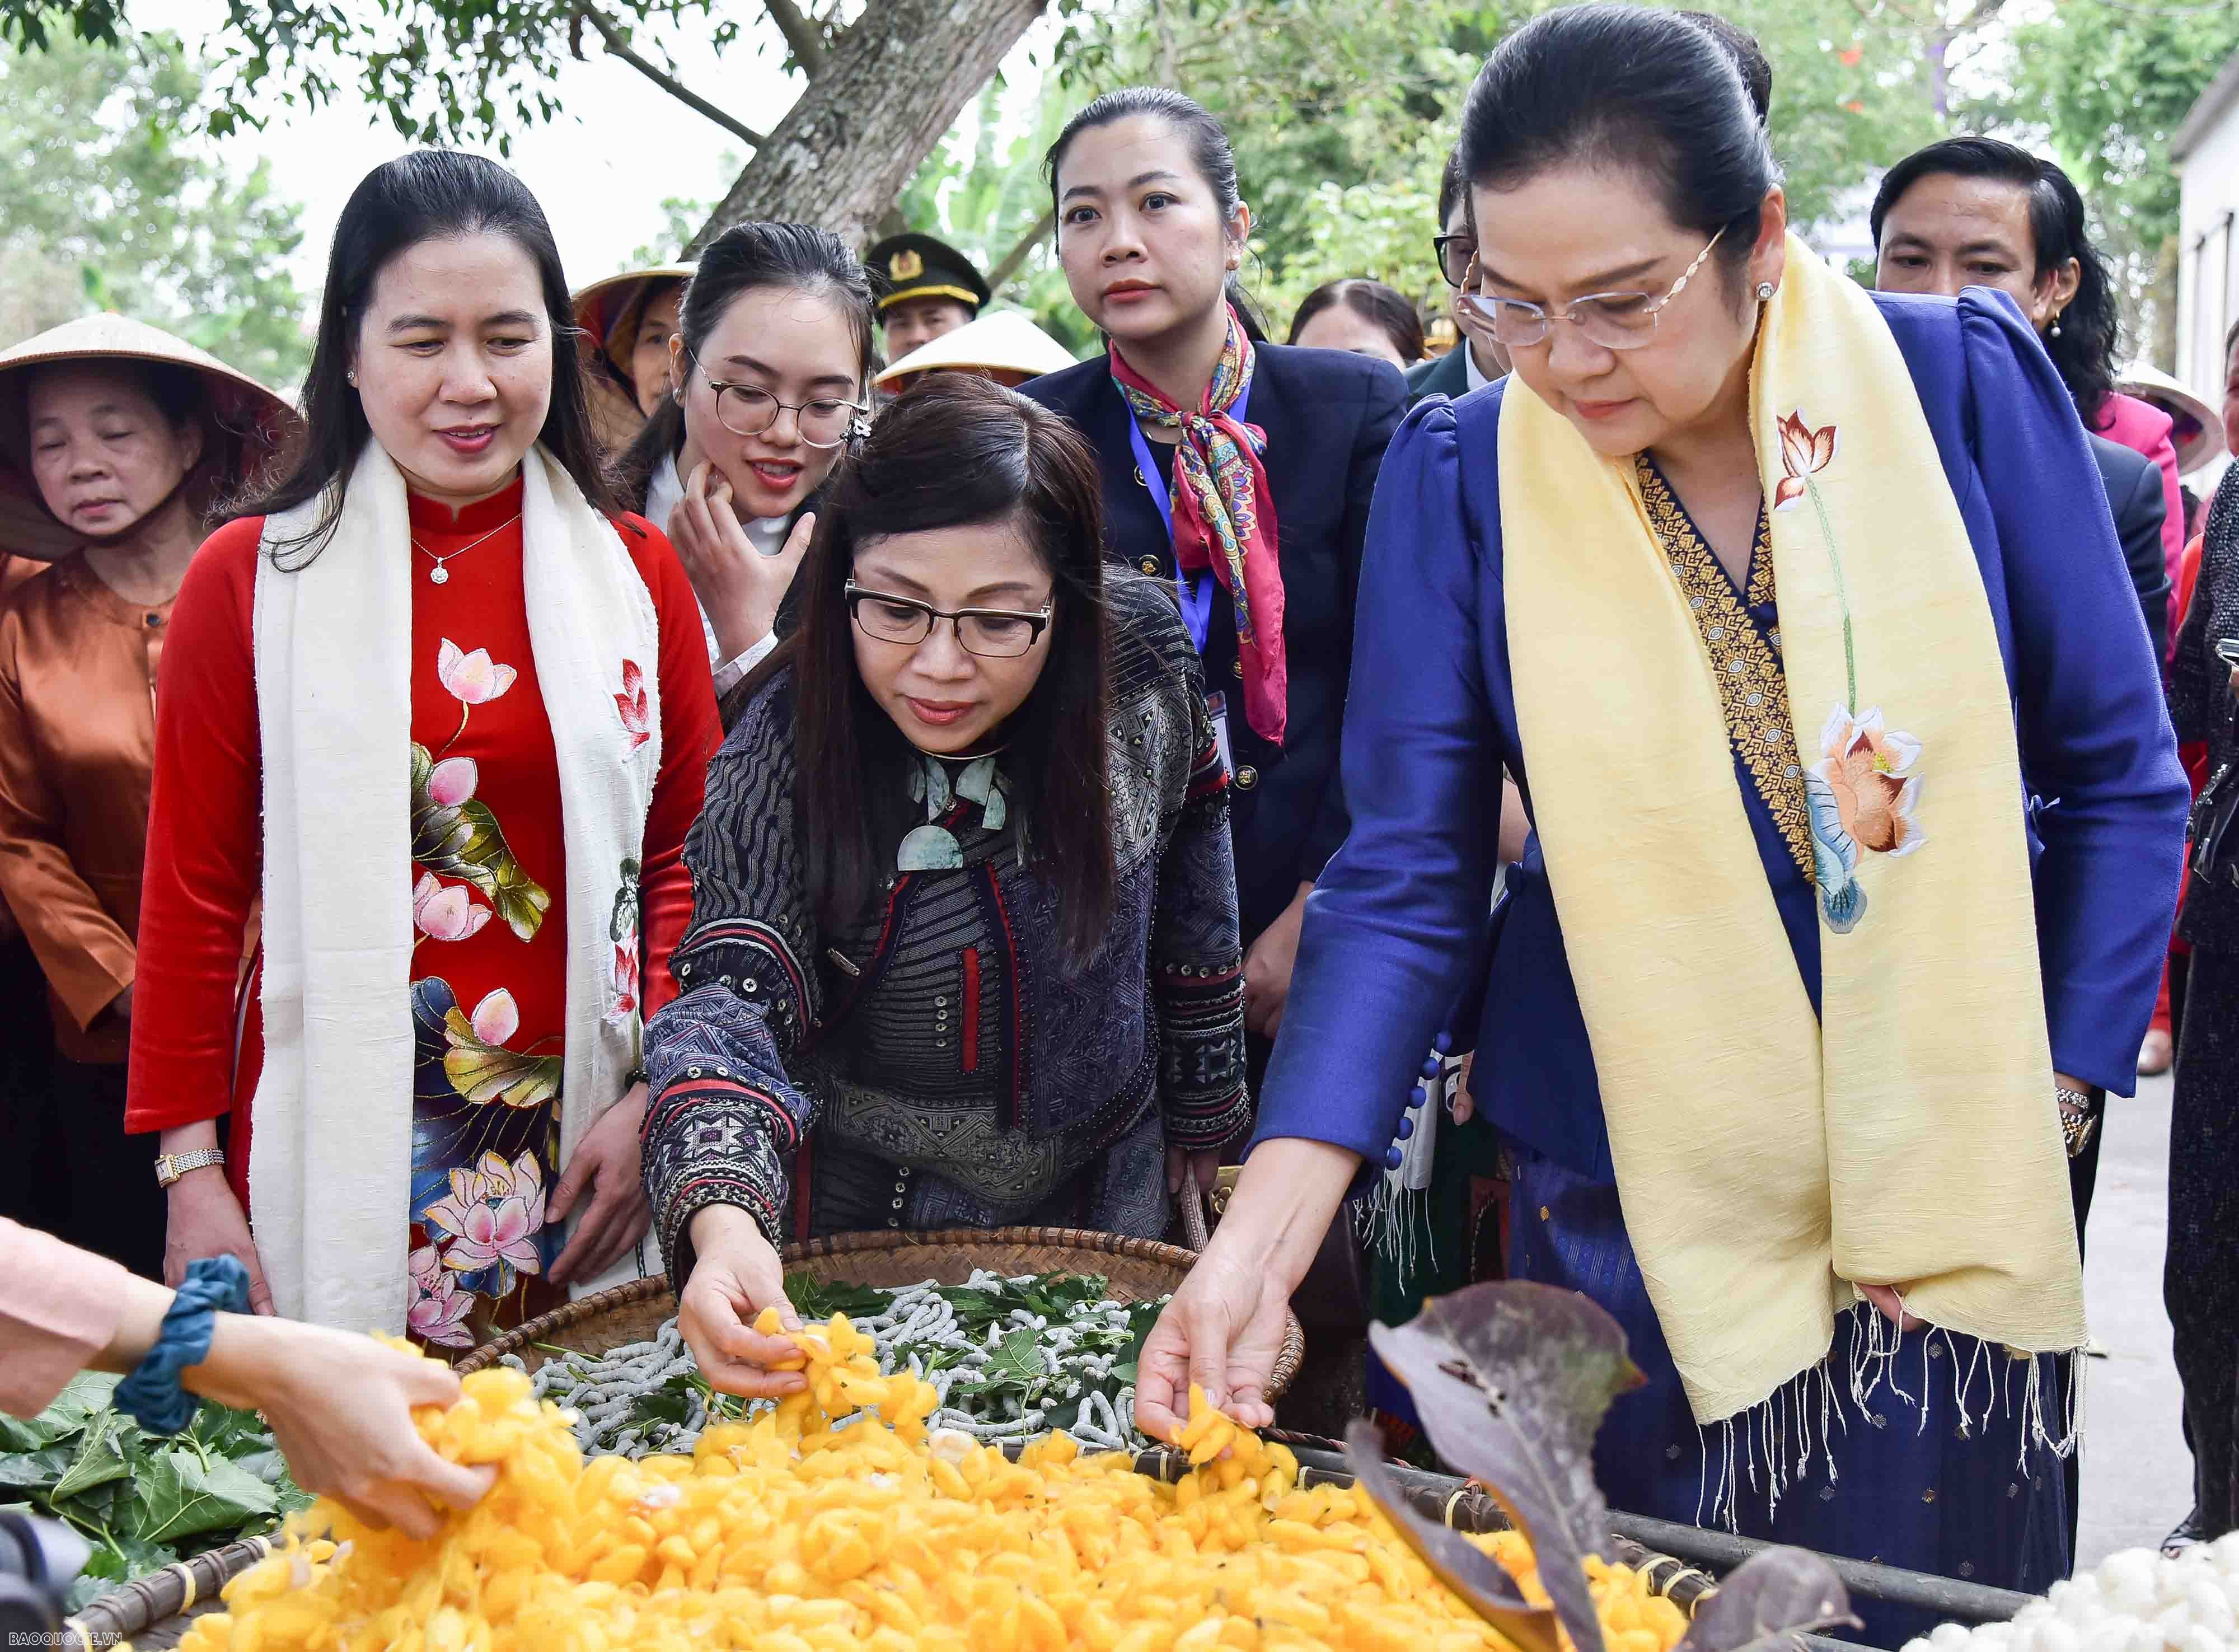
[[2176, 59, 2239, 416]]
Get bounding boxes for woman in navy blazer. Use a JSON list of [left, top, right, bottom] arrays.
[[1022, 89, 1406, 1100]]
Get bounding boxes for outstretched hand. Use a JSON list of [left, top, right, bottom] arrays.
[[1132, 1230, 1292, 1440], [676, 1205, 809, 1401], [188, 1318, 495, 1540]]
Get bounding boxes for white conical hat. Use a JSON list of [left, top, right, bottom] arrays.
[[0, 312, 300, 558], [2117, 362, 2224, 475], [874, 309, 1078, 388]]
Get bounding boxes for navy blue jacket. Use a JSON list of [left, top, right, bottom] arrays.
[[1023, 344, 1407, 944]]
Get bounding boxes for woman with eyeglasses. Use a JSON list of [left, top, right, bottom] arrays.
[[124, 151, 722, 1346], [611, 224, 873, 724], [638, 374, 1248, 1391], [1131, 6, 2185, 1631]]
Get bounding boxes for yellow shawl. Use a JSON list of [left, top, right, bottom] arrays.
[[1499, 236, 2085, 1426]]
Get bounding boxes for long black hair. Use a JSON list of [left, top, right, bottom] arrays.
[[1869, 137, 2121, 426], [771, 374, 1115, 970], [1045, 87, 1271, 343], [242, 149, 617, 564], [1287, 279, 1425, 363], [612, 222, 877, 513], [1457, 4, 1779, 294]]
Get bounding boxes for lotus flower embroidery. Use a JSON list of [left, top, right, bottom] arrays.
[[1773, 411, 1837, 512], [436, 638, 517, 705], [615, 658, 652, 751], [413, 871, 491, 943], [1804, 707, 1927, 934], [607, 938, 640, 1024], [405, 1245, 475, 1346], [426, 756, 478, 807], [423, 1148, 546, 1282]]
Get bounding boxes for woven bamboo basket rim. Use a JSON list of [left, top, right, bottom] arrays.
[[454, 1225, 1305, 1396], [64, 1531, 277, 1651]]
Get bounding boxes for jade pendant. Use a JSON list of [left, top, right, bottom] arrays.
[[897, 823, 964, 871]]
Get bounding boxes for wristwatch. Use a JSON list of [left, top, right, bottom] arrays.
[[154, 1148, 227, 1188]]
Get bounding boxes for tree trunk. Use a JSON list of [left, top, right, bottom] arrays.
[[690, 0, 1047, 252]]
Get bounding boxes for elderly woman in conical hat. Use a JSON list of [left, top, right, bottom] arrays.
[[0, 312, 298, 1279]]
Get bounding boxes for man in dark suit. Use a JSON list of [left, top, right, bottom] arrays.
[[1406, 150, 1507, 406]]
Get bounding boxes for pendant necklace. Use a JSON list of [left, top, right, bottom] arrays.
[[897, 751, 1011, 872], [413, 512, 522, 585]]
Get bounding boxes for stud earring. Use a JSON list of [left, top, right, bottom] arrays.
[[1756, 281, 1776, 301]]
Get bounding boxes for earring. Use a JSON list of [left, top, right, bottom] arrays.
[[1756, 281, 1776, 301], [2050, 317, 2063, 338]]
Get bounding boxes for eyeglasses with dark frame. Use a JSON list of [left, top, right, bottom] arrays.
[[1454, 227, 1727, 352], [844, 579, 1056, 658], [1431, 232, 1477, 289], [685, 346, 866, 449]]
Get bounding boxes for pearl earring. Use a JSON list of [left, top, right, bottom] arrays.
[[2050, 317, 2063, 338], [1756, 281, 1776, 301]]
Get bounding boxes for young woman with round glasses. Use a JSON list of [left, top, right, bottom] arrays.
[[636, 375, 1250, 1388], [611, 223, 874, 722], [1133, 4, 2184, 1631]]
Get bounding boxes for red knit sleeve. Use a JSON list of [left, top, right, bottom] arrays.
[[620, 514, 719, 1016], [126, 520, 265, 1133]]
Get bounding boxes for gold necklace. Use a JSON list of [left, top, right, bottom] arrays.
[[412, 512, 522, 585]]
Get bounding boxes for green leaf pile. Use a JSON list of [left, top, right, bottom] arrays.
[[0, 1373, 311, 1611]]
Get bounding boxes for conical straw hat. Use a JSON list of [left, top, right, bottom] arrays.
[[874, 309, 1078, 389], [2116, 361, 2224, 476]]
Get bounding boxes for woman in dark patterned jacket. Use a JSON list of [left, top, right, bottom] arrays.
[[640, 375, 1249, 1392]]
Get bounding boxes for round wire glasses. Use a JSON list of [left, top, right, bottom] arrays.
[[686, 347, 865, 448], [1455, 227, 1726, 352]]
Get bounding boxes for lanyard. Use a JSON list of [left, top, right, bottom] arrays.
[[1127, 378, 1250, 658]]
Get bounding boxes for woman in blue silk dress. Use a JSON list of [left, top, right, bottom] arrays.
[[1133, 7, 2186, 1640]]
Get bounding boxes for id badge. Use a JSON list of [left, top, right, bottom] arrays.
[[1206, 690, 1235, 779]]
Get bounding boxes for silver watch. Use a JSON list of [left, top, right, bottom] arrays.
[[154, 1148, 226, 1187]]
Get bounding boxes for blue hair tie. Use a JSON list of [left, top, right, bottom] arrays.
[[116, 1255, 252, 1435]]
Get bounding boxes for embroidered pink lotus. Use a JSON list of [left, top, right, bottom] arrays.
[[406, 1256, 475, 1347], [614, 659, 651, 751], [424, 1149, 545, 1277], [427, 756, 479, 807], [468, 988, 519, 1047], [413, 872, 491, 942], [1814, 707, 1925, 857], [607, 937, 640, 1024], [1773, 411, 1838, 511], [437, 638, 518, 705]]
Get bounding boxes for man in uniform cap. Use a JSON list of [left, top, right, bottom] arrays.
[[866, 232, 992, 366]]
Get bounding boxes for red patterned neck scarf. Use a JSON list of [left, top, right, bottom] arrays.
[[1110, 306, 1286, 746]]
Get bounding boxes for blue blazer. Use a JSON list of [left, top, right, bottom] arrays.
[[1024, 345, 1407, 943], [1255, 289, 2190, 1182]]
